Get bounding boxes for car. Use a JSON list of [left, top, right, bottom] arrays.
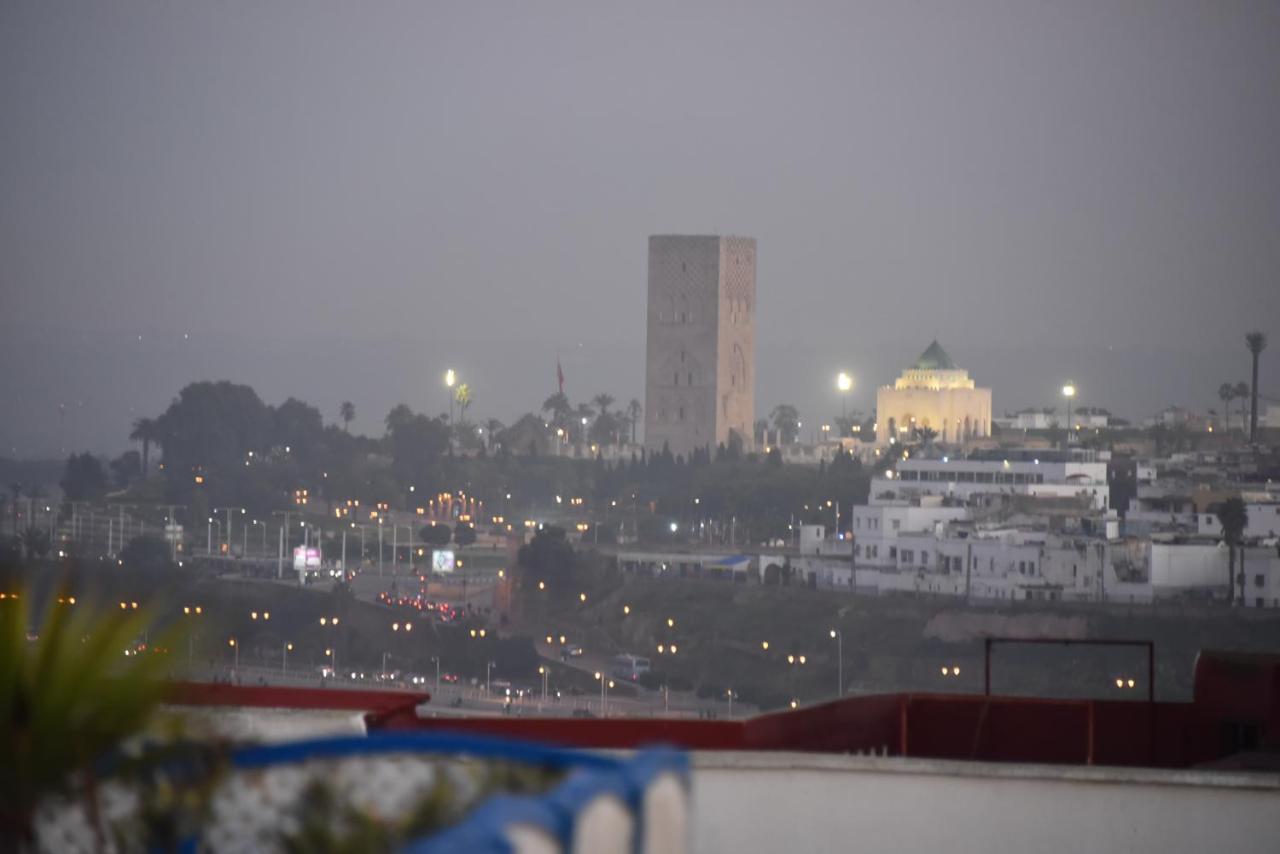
[[441, 672, 460, 684], [560, 644, 584, 660]]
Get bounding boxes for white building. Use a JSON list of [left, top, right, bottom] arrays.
[[1196, 502, 1280, 540], [872, 453, 1112, 510], [875, 341, 992, 445]]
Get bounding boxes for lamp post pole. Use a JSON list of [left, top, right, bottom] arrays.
[[1062, 383, 1077, 449], [830, 629, 843, 698]]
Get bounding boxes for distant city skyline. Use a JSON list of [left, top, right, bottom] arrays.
[[2, 2, 1276, 456]]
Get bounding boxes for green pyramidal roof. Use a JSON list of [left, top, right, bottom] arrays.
[[913, 340, 958, 370]]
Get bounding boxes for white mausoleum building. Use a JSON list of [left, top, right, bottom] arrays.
[[875, 341, 992, 445]]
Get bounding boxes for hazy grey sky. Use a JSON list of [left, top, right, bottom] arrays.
[[2, 1, 1277, 456]]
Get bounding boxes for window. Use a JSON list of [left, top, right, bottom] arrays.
[[889, 547, 897, 560], [673, 372, 679, 386], [678, 407, 685, 421], [921, 552, 929, 567], [1256, 574, 1266, 588], [687, 372, 693, 386], [892, 519, 900, 531], [902, 550, 914, 564]]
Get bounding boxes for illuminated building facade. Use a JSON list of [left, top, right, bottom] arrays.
[[875, 341, 991, 445]]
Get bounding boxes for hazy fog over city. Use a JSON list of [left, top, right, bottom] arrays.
[[3, 1, 1278, 455], [6, 4, 1280, 851]]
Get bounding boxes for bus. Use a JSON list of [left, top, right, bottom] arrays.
[[611, 654, 651, 682]]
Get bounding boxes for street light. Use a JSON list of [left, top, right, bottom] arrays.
[[538, 665, 549, 706], [837, 372, 853, 421], [594, 672, 614, 717], [829, 629, 843, 698], [228, 637, 238, 672], [282, 642, 293, 675], [445, 368, 457, 426], [182, 604, 203, 668], [1062, 382, 1076, 445]]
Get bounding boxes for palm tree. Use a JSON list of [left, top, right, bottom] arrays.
[[129, 417, 157, 476], [485, 418, 505, 451], [770, 405, 801, 444], [541, 392, 572, 426], [339, 401, 355, 433], [592, 393, 615, 418], [1233, 381, 1250, 431], [1218, 382, 1234, 432], [1214, 497, 1248, 606], [626, 399, 642, 445], [1246, 332, 1267, 443], [454, 383, 472, 423]]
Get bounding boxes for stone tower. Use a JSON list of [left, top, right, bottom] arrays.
[[643, 235, 755, 458]]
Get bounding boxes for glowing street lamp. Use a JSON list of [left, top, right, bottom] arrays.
[[594, 671, 615, 716], [829, 629, 843, 697], [1062, 382, 1076, 443], [837, 372, 853, 421], [445, 368, 457, 426]]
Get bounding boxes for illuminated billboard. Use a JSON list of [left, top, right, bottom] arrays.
[[432, 549, 455, 573], [293, 547, 321, 571]]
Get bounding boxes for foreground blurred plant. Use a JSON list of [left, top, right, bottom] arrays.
[[278, 761, 565, 853], [0, 589, 174, 848]]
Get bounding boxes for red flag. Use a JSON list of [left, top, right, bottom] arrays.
[[557, 358, 565, 394]]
